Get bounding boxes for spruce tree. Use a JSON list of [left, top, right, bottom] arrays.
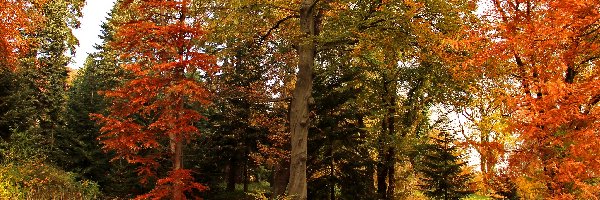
[[418, 130, 473, 200], [307, 49, 376, 200], [2, 0, 83, 162], [61, 8, 142, 197]]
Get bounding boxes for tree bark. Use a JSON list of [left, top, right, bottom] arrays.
[[227, 154, 238, 191], [288, 0, 317, 199], [377, 76, 397, 199], [377, 119, 389, 199], [387, 94, 396, 198], [273, 159, 290, 198], [243, 150, 249, 192], [170, 135, 183, 200]]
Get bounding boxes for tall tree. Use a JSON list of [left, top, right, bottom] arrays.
[[1, 0, 83, 163], [200, 38, 275, 194], [481, 0, 600, 198], [288, 1, 318, 199], [93, 0, 214, 199], [307, 50, 376, 199]]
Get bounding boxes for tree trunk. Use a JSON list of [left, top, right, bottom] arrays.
[[387, 93, 396, 198], [227, 154, 238, 191], [170, 135, 183, 200], [173, 3, 187, 199], [377, 76, 397, 199], [273, 159, 290, 198], [386, 148, 395, 198], [377, 119, 389, 199], [288, 0, 317, 199], [243, 150, 249, 193], [329, 136, 335, 200]]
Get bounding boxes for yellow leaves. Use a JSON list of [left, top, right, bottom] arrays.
[[514, 175, 548, 199], [442, 37, 462, 50]]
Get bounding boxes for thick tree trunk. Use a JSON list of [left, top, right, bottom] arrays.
[[288, 0, 317, 199]]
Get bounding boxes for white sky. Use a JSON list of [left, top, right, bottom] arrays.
[[71, 0, 117, 69]]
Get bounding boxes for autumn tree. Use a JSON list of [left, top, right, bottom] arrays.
[[93, 0, 215, 199], [480, 0, 600, 198], [347, 0, 477, 198], [450, 78, 517, 197], [0, 0, 43, 71]]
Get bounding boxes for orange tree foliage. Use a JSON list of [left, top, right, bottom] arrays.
[[482, 0, 600, 198], [0, 0, 43, 70], [92, 0, 215, 199]]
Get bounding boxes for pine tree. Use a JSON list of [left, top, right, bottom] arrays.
[[1, 0, 83, 162], [417, 130, 473, 200], [307, 50, 376, 200]]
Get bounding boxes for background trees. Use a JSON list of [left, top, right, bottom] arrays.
[[0, 0, 101, 198], [1, 0, 600, 199]]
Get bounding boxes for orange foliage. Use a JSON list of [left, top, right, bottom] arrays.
[[136, 169, 208, 200], [92, 0, 215, 199], [481, 0, 600, 198], [0, 0, 44, 70]]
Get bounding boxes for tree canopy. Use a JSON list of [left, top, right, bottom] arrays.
[[1, 0, 600, 199]]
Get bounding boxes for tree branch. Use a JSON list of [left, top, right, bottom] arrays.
[[259, 14, 299, 44]]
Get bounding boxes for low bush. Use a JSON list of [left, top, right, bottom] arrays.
[[0, 161, 101, 199]]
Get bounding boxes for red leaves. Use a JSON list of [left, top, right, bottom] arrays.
[[92, 0, 214, 198], [136, 169, 208, 200]]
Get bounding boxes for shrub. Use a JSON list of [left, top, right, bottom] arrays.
[[0, 161, 101, 199]]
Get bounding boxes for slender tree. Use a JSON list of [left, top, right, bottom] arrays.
[[93, 0, 215, 199]]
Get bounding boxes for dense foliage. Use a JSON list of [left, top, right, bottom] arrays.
[[1, 0, 599, 199]]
